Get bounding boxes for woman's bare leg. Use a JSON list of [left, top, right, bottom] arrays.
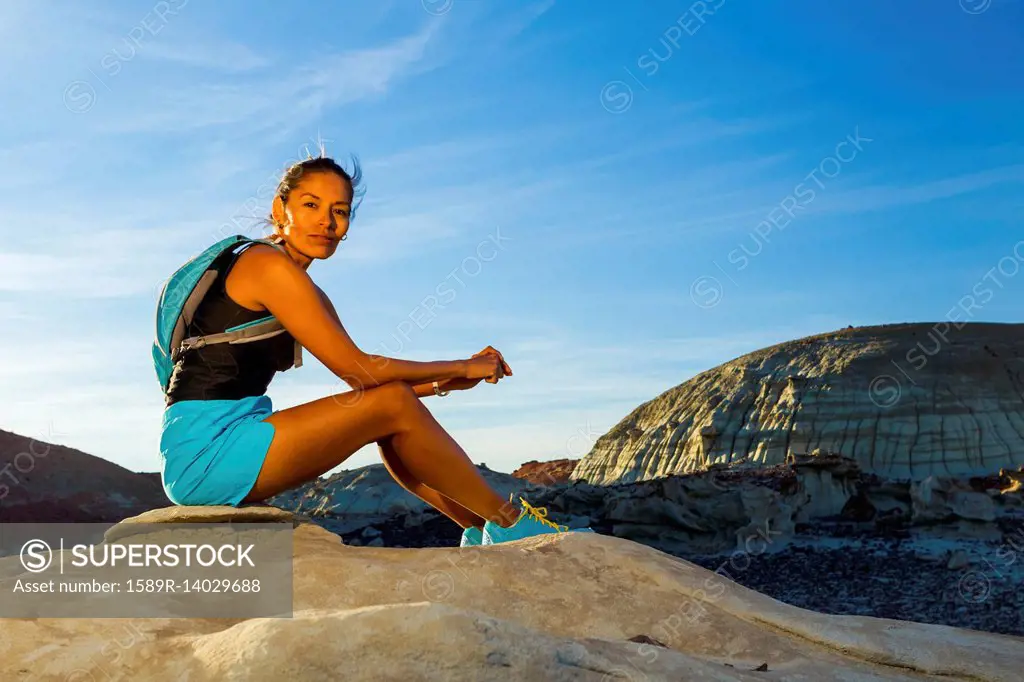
[[379, 393, 521, 528], [242, 381, 519, 527], [378, 437, 487, 529]]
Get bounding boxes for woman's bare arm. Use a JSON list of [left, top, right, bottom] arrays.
[[241, 246, 467, 389], [314, 284, 438, 398]]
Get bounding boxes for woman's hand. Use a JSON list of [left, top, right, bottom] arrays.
[[474, 345, 512, 376], [464, 354, 503, 383], [464, 346, 512, 384]]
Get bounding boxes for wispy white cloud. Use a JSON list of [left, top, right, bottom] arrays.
[[140, 37, 274, 72], [429, 408, 630, 470], [533, 116, 800, 185], [0, 0, 80, 63], [0, 221, 228, 297], [812, 163, 1024, 216], [565, 162, 1024, 248], [330, 172, 574, 264], [2, 381, 164, 472], [0, 300, 35, 321], [0, 336, 144, 380], [365, 134, 524, 173], [0, 141, 564, 299], [89, 22, 441, 137], [0, 139, 86, 188], [333, 211, 465, 263], [0, 327, 163, 470], [498, 0, 558, 41], [139, 39, 271, 72], [459, 0, 566, 68]]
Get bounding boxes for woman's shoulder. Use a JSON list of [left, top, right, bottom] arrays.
[[223, 244, 286, 313], [242, 242, 287, 259], [231, 242, 293, 271]]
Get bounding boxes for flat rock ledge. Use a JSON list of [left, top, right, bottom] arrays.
[[2, 504, 1023, 682], [102, 503, 313, 543]]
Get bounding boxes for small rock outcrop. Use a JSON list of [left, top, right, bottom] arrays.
[[511, 458, 578, 485], [572, 322, 1024, 485], [2, 504, 1022, 681], [1000, 464, 1024, 494]]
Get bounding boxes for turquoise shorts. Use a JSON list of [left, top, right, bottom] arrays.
[[159, 395, 276, 507]]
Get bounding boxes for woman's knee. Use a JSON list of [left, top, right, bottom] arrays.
[[372, 381, 423, 424]]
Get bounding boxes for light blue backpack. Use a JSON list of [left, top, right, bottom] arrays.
[[152, 234, 303, 396]]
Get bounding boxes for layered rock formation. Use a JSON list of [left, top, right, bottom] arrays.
[[571, 322, 1024, 486], [2, 504, 1022, 681]]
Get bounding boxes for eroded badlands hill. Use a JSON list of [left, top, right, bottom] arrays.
[[572, 322, 1024, 485]]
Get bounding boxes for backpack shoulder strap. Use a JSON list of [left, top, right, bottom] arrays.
[[175, 236, 303, 368]]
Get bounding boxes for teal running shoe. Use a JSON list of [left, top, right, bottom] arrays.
[[460, 526, 483, 547], [482, 495, 594, 545]]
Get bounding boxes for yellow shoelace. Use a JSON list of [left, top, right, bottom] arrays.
[[518, 496, 569, 532]]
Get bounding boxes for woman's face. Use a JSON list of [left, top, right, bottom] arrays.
[[273, 171, 353, 258]]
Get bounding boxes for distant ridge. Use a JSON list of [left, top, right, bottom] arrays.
[[0, 427, 167, 521]]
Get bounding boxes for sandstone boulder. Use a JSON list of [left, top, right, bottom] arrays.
[[789, 449, 860, 522], [2, 505, 1022, 681], [911, 476, 997, 524], [102, 503, 308, 543]]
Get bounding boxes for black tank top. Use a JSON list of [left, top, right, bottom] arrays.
[[164, 246, 297, 406]]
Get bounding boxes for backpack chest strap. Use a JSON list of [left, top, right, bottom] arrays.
[[177, 316, 303, 369]]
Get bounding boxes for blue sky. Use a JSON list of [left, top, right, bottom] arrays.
[[1, 0, 1021, 475]]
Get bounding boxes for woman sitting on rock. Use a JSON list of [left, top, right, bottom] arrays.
[[159, 152, 591, 546]]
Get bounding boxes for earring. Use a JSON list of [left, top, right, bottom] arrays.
[[340, 234, 348, 241]]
